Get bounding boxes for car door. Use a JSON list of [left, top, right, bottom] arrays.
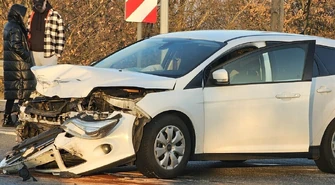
[[203, 40, 315, 153], [310, 46, 335, 146]]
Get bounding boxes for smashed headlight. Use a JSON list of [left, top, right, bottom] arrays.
[[60, 114, 122, 139]]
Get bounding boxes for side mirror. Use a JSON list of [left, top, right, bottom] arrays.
[[212, 69, 229, 85]]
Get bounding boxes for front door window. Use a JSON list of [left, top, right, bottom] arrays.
[[222, 46, 307, 85]]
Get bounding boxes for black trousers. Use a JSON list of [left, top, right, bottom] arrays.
[[4, 99, 15, 115]]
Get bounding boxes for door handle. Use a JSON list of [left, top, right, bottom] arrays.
[[275, 93, 301, 99], [317, 86, 332, 93]]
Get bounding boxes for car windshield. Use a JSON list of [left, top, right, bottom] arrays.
[[93, 38, 224, 78]]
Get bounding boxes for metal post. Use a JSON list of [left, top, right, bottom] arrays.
[[160, 0, 169, 34], [137, 22, 142, 40]]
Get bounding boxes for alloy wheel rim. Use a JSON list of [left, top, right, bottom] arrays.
[[154, 125, 186, 170]]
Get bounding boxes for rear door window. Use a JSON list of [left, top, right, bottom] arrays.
[[315, 46, 335, 75]]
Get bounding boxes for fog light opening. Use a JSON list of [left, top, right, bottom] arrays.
[[101, 144, 112, 154]]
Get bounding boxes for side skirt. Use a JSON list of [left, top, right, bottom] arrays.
[[191, 146, 320, 161]]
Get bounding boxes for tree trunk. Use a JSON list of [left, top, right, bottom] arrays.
[[270, 0, 284, 32]]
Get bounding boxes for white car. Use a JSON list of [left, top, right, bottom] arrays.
[[2, 30, 335, 179]]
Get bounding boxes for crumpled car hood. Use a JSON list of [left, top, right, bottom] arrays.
[[31, 64, 176, 98]]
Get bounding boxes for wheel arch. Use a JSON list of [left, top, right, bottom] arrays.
[[313, 114, 335, 147], [149, 110, 196, 157], [319, 118, 335, 145]]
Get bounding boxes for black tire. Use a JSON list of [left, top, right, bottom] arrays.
[[315, 122, 335, 173], [136, 114, 192, 178]]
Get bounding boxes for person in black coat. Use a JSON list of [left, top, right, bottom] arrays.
[[3, 4, 36, 127]]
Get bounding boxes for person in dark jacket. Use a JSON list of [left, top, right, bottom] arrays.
[[3, 4, 36, 127]]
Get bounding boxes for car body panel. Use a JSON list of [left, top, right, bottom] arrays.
[[31, 64, 176, 98], [311, 76, 335, 146], [0, 112, 136, 175], [50, 112, 136, 175], [136, 89, 205, 153], [204, 82, 311, 153]]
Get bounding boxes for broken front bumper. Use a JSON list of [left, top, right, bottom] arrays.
[[0, 111, 136, 176]]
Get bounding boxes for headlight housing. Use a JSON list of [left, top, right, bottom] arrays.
[[60, 114, 122, 139]]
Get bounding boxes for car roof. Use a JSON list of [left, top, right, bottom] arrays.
[[152, 30, 335, 47]]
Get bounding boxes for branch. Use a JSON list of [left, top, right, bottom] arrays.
[[227, 0, 252, 29], [66, 4, 104, 46], [195, 0, 215, 29]]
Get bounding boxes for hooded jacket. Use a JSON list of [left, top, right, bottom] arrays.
[[3, 4, 36, 100]]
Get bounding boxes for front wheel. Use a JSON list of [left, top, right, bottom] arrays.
[[315, 122, 335, 173], [136, 114, 191, 178]]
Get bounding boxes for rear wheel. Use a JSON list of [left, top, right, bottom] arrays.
[[136, 114, 191, 178], [315, 122, 335, 173]]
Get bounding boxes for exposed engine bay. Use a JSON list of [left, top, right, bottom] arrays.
[[17, 88, 154, 141]]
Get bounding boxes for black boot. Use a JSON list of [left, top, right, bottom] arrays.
[[2, 114, 15, 127]]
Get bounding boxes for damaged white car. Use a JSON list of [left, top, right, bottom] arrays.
[[2, 30, 335, 179]]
